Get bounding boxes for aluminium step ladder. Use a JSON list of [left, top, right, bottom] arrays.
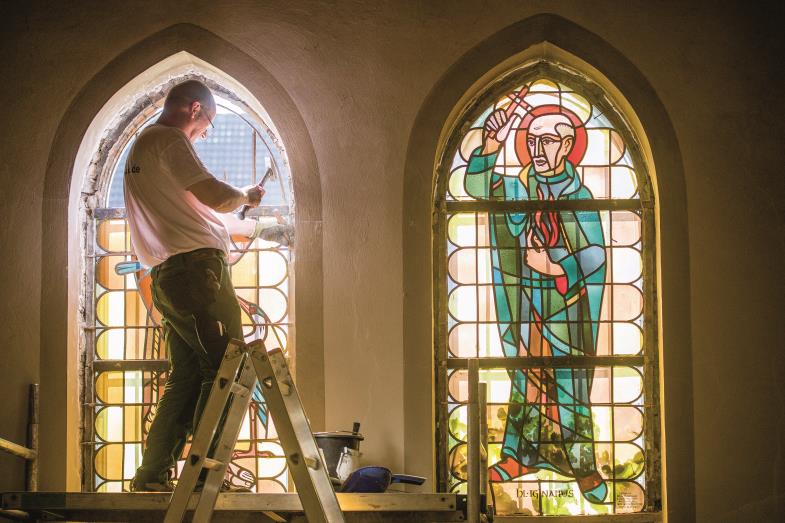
[[164, 339, 345, 523]]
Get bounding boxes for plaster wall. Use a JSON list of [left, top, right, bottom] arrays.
[[0, 2, 783, 522]]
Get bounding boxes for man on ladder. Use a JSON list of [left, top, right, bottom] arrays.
[[125, 79, 268, 492]]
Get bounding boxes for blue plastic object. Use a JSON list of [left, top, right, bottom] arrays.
[[340, 466, 426, 493]]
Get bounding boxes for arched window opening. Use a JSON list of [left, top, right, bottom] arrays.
[[435, 61, 658, 516], [82, 74, 294, 493]]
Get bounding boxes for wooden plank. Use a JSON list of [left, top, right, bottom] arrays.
[[1, 492, 459, 513]]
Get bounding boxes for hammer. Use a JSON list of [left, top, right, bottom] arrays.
[[237, 157, 277, 220]]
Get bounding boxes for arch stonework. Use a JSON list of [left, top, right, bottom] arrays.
[[402, 14, 693, 520], [40, 23, 323, 490]]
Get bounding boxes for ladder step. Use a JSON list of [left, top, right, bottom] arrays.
[[230, 382, 251, 396], [203, 458, 224, 471]]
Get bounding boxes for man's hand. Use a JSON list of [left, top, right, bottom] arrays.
[[243, 183, 266, 208], [482, 108, 522, 155], [525, 228, 564, 276]]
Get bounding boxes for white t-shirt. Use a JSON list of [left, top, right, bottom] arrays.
[[123, 124, 232, 267]]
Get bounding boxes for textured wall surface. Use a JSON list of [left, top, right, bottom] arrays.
[[0, 1, 783, 521]]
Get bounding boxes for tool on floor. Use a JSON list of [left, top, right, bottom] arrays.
[[164, 339, 345, 523]]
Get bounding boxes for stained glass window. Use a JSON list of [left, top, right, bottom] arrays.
[[436, 71, 658, 516], [84, 91, 294, 493]]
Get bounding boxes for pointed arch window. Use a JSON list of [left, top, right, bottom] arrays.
[[82, 75, 294, 492], [435, 62, 659, 516]]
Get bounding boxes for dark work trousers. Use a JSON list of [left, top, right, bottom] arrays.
[[133, 248, 243, 484]]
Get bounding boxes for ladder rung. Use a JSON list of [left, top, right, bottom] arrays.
[[203, 458, 224, 471], [231, 382, 251, 396]]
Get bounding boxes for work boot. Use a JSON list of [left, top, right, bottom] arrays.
[[194, 478, 252, 493], [130, 475, 175, 492]]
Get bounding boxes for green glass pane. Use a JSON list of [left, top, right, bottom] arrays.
[[614, 443, 645, 480]]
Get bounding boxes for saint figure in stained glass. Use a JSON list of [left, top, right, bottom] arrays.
[[464, 89, 607, 503]]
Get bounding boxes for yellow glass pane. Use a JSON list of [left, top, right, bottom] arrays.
[[459, 128, 483, 162], [96, 291, 124, 327], [95, 406, 123, 442], [448, 214, 476, 247], [449, 443, 468, 480], [96, 481, 123, 492], [258, 250, 288, 287], [124, 406, 143, 441], [95, 371, 124, 403], [231, 251, 258, 287], [528, 79, 559, 92], [96, 329, 124, 359], [448, 405, 468, 442], [95, 443, 123, 480], [96, 219, 129, 253], [448, 166, 468, 200], [96, 255, 126, 290], [561, 90, 592, 123]]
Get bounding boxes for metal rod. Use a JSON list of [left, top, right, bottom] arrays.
[[467, 359, 480, 523], [27, 383, 39, 491], [478, 382, 488, 506], [446, 355, 643, 369], [445, 198, 645, 213], [92, 359, 170, 372]]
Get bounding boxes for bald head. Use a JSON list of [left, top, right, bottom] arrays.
[[526, 113, 576, 174], [158, 80, 216, 142], [528, 113, 575, 140], [163, 80, 216, 112]]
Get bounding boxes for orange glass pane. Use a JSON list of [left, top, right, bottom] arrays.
[[96, 219, 129, 253], [96, 255, 126, 290]]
